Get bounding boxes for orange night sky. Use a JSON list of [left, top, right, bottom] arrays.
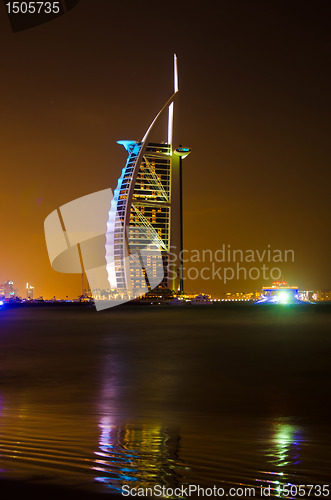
[[0, 1, 330, 299]]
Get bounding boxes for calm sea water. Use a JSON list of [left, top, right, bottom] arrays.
[[0, 304, 330, 497]]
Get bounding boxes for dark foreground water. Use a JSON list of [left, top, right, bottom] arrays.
[[0, 303, 330, 498]]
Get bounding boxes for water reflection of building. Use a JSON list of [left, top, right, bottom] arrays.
[[93, 417, 186, 494], [93, 329, 188, 493], [257, 419, 303, 496]]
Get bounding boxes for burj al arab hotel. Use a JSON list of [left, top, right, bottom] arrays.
[[44, 56, 190, 308], [105, 55, 191, 300]]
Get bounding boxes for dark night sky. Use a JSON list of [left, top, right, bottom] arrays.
[[0, 0, 330, 298]]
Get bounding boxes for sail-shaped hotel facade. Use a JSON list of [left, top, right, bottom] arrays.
[[105, 55, 190, 300], [44, 56, 189, 308]]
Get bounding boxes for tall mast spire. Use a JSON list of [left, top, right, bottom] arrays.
[[174, 53, 178, 92], [168, 54, 178, 147]]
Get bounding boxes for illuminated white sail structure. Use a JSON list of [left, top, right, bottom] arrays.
[[44, 56, 188, 309], [105, 55, 180, 299]]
